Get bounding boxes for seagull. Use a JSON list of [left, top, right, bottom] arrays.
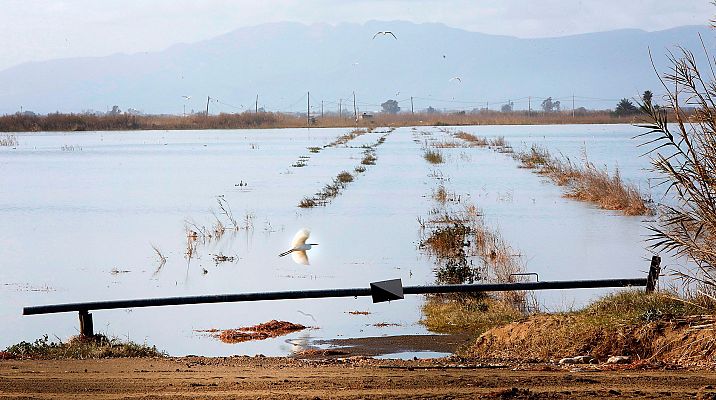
[[181, 95, 192, 100], [449, 77, 462, 83], [279, 228, 318, 265], [373, 31, 397, 40]]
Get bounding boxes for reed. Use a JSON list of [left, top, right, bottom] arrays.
[[637, 43, 716, 295], [0, 110, 675, 133]]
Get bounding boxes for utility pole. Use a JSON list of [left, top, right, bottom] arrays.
[[572, 94, 575, 118], [321, 100, 324, 118], [339, 99, 342, 118], [353, 91, 357, 121], [307, 91, 310, 126], [206, 96, 210, 116], [411, 96, 414, 114], [528, 96, 531, 116], [256, 94, 259, 113]]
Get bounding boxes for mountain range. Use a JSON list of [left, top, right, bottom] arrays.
[[0, 20, 713, 115]]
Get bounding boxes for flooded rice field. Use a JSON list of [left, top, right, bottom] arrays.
[[0, 124, 671, 356]]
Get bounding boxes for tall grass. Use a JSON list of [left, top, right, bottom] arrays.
[[637, 42, 716, 298], [515, 144, 652, 216]]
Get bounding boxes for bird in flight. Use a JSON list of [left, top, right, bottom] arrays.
[[449, 77, 462, 83], [373, 31, 397, 40], [181, 95, 192, 100], [279, 228, 318, 265]]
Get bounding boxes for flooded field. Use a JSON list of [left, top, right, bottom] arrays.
[[0, 124, 670, 356]]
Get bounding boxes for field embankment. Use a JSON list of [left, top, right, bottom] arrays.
[[464, 291, 716, 368]]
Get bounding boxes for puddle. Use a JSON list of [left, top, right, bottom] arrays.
[[375, 351, 451, 360]]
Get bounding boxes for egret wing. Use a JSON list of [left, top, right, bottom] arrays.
[[291, 250, 309, 265], [290, 228, 311, 249]]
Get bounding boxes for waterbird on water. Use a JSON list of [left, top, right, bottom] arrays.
[[279, 228, 318, 265], [373, 31, 397, 40]]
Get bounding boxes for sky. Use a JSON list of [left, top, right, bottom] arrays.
[[0, 0, 712, 72]]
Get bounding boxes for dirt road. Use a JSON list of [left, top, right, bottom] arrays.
[[1, 357, 715, 399]]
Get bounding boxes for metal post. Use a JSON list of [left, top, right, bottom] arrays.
[[645, 255, 662, 293], [79, 310, 93, 337], [411, 96, 414, 115]]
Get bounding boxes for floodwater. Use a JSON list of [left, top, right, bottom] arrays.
[[0, 124, 675, 356]]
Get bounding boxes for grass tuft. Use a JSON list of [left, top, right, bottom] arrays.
[[423, 148, 444, 164], [3, 334, 165, 359]]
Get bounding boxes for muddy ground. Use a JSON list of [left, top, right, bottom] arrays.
[[1, 356, 716, 399]]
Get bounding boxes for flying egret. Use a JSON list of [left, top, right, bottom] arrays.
[[279, 228, 318, 265], [449, 77, 462, 83], [181, 95, 192, 100], [373, 31, 397, 40]]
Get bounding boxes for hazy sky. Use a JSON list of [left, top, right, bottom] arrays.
[[0, 0, 711, 71]]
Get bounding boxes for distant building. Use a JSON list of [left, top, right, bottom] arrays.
[[360, 112, 374, 120]]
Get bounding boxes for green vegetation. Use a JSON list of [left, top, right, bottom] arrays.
[[2, 334, 165, 359]]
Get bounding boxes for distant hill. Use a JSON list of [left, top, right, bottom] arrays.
[[0, 21, 713, 115]]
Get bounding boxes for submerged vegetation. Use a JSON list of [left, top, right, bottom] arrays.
[[0, 133, 18, 146], [423, 148, 444, 164], [298, 132, 390, 208], [2, 334, 165, 359]]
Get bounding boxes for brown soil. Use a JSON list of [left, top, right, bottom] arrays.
[[197, 320, 307, 344], [2, 356, 716, 399]]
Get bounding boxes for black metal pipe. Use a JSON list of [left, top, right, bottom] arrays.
[[22, 278, 646, 316], [403, 278, 647, 295]]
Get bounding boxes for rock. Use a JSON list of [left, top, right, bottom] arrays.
[[573, 355, 595, 364], [558, 355, 595, 365], [606, 355, 631, 364]]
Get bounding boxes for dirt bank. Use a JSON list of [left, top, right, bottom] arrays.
[[2, 356, 716, 399]]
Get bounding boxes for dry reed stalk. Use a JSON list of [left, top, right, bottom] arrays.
[[454, 131, 489, 147], [636, 41, 716, 296], [150, 243, 167, 273], [514, 144, 652, 216]]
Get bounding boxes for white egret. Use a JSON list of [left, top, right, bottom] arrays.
[[278, 228, 318, 265], [373, 31, 397, 40], [449, 77, 462, 83], [181, 95, 192, 100]]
